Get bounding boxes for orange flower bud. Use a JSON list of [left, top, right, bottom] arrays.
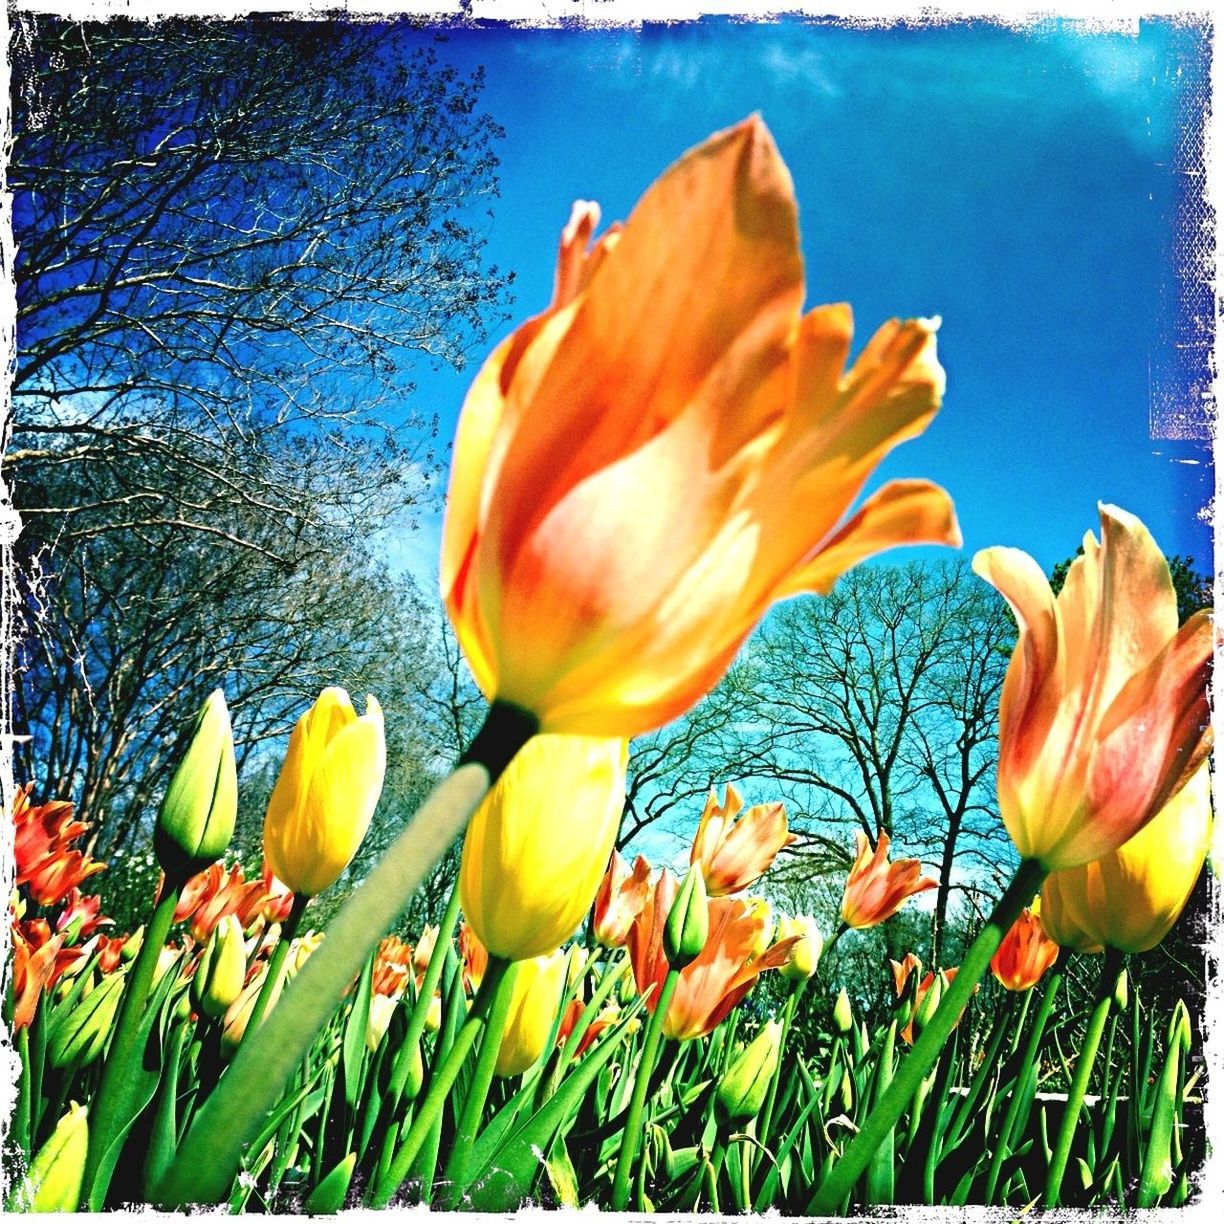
[[990, 900, 1060, 991], [592, 851, 652, 948]]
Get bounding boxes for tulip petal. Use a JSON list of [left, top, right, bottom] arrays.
[[487, 117, 804, 578], [778, 478, 962, 598]]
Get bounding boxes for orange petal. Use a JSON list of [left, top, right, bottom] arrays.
[[486, 117, 804, 577], [778, 479, 961, 598]]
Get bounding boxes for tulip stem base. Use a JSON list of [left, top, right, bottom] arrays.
[[442, 956, 518, 1203], [611, 968, 679, 1210], [83, 876, 184, 1209], [1044, 946, 1122, 1207], [154, 762, 501, 1207], [809, 857, 1046, 1214], [459, 700, 539, 779]]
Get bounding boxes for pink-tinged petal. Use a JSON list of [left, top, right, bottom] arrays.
[[972, 545, 1065, 780], [777, 479, 961, 599]]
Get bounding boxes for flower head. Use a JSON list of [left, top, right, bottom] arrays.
[[840, 831, 938, 929], [442, 117, 959, 737], [627, 870, 797, 1040], [263, 687, 386, 897], [990, 900, 1060, 991], [690, 785, 795, 896], [776, 913, 824, 981], [460, 733, 627, 959], [495, 951, 567, 1078], [1041, 761, 1212, 954], [13, 785, 105, 908], [973, 505, 1212, 869], [891, 954, 965, 1045], [592, 851, 652, 947]]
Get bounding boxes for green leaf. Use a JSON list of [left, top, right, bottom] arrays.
[[303, 1152, 356, 1213], [544, 1137, 580, 1208], [342, 954, 375, 1110]]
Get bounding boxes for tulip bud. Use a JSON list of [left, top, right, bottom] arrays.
[[366, 994, 398, 1053], [1112, 968, 1129, 1012], [193, 916, 246, 1018], [910, 970, 946, 1042], [1169, 1000, 1192, 1055], [777, 914, 823, 981], [839, 1068, 854, 1113], [155, 690, 238, 877], [222, 967, 281, 1057], [716, 1020, 782, 1120], [495, 952, 567, 1078], [6, 1102, 89, 1211], [48, 971, 125, 1070], [664, 870, 709, 969], [422, 990, 443, 1034], [566, 944, 589, 988], [121, 925, 145, 963], [833, 987, 853, 1034]]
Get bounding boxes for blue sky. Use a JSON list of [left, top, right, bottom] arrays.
[[388, 17, 1214, 592]]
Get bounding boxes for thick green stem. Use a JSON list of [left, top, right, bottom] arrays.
[[1044, 947, 1122, 1207], [155, 701, 536, 1208], [245, 892, 309, 1038], [441, 957, 518, 1202], [83, 876, 182, 1207], [983, 951, 1068, 1204], [808, 858, 1046, 1214], [610, 968, 679, 1210], [369, 957, 511, 1207], [13, 1026, 32, 1158]]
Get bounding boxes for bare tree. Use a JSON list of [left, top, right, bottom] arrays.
[[7, 17, 513, 547], [743, 561, 1012, 961], [6, 17, 514, 844]]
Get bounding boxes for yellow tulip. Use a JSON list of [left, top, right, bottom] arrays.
[[777, 914, 824, 981], [460, 733, 627, 960], [1041, 762, 1212, 954], [494, 951, 566, 1078], [263, 688, 386, 897]]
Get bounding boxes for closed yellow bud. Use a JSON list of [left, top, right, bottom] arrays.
[[194, 915, 247, 1018], [777, 914, 823, 981], [366, 994, 398, 1053], [424, 991, 443, 1033], [222, 966, 282, 1057], [1041, 763, 1211, 954], [460, 734, 627, 960], [7, 1102, 89, 1211], [263, 688, 386, 897], [494, 951, 566, 1078]]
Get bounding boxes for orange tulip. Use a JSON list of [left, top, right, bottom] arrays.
[[891, 955, 965, 1046], [990, 900, 1060, 991], [972, 505, 1212, 870], [840, 831, 938, 929], [627, 871, 797, 1040], [373, 936, 414, 998], [690, 785, 795, 896], [12, 785, 106, 908], [592, 851, 653, 947], [441, 116, 960, 737], [173, 863, 267, 944], [459, 921, 488, 995]]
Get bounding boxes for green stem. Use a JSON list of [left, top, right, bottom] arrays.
[[943, 989, 1015, 1153], [155, 701, 536, 1208], [610, 968, 679, 1210], [983, 948, 1067, 1204], [245, 892, 309, 1038], [369, 957, 511, 1208], [757, 979, 802, 1152], [14, 1026, 31, 1158], [808, 857, 1046, 1214], [83, 876, 183, 1207], [441, 956, 518, 1202], [1044, 947, 1122, 1207], [372, 883, 463, 1192]]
